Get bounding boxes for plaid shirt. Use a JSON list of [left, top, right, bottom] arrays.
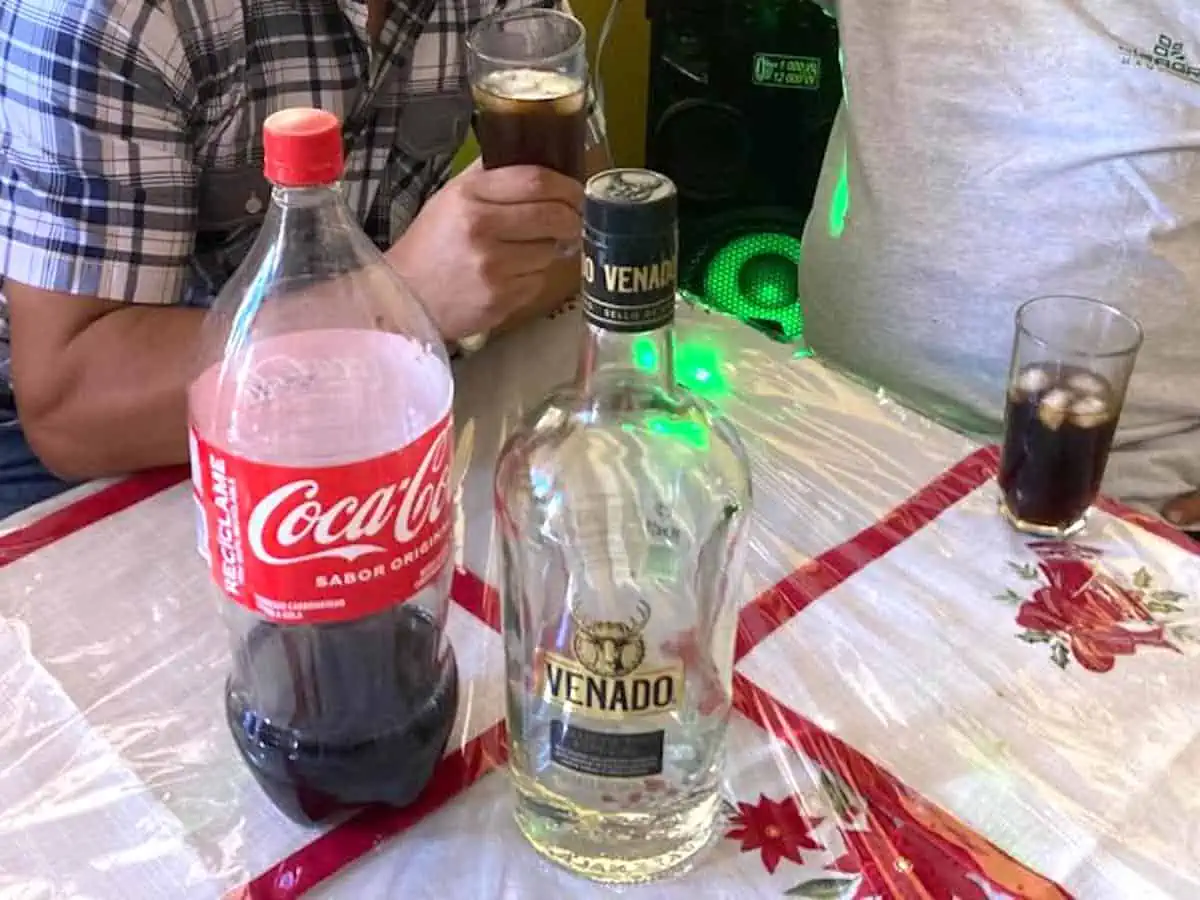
[[0, 0, 600, 423]]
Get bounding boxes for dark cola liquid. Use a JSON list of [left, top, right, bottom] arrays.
[[226, 604, 458, 825], [472, 69, 587, 182], [999, 364, 1119, 530]]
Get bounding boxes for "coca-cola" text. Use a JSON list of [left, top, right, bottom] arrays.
[[246, 428, 451, 567]]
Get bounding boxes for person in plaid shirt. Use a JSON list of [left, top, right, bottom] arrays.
[[0, 0, 606, 517]]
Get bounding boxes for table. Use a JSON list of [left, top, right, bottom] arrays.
[[2, 303, 1198, 899]]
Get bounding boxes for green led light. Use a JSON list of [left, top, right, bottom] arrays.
[[702, 231, 804, 340]]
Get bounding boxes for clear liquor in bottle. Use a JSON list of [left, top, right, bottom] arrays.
[[494, 169, 753, 883]]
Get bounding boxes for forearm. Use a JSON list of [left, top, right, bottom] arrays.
[[21, 305, 204, 479]]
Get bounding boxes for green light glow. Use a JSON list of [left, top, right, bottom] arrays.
[[829, 147, 850, 239], [674, 341, 727, 396], [701, 231, 805, 340], [632, 337, 660, 373], [631, 336, 729, 399], [644, 415, 709, 450], [830, 47, 851, 239]]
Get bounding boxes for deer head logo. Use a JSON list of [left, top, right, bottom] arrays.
[[571, 599, 652, 678]]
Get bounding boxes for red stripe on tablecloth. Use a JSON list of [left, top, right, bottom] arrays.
[[11, 448, 1191, 897], [452, 566, 502, 632], [0, 467, 188, 568], [732, 672, 1076, 899], [734, 444, 1200, 661], [227, 722, 508, 900], [734, 444, 1001, 661], [1096, 496, 1200, 556]]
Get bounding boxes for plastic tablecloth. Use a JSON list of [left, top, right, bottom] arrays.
[[2, 302, 1199, 899]]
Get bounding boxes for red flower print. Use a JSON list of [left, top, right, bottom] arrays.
[[726, 793, 822, 874], [1017, 542, 1177, 672], [828, 811, 990, 900], [802, 745, 965, 895], [815, 744, 1070, 899]]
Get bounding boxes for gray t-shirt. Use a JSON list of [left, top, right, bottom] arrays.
[[801, 1, 1200, 510]]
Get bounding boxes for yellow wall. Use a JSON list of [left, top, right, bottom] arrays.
[[453, 0, 651, 171], [577, 0, 650, 169]]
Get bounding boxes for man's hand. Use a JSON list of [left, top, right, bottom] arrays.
[[387, 161, 584, 341], [1164, 491, 1200, 532]]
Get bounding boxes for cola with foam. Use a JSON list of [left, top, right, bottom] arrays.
[[472, 68, 587, 181], [188, 108, 459, 825]]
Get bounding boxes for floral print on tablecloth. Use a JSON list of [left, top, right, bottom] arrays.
[[722, 743, 1070, 899], [997, 541, 1192, 673]]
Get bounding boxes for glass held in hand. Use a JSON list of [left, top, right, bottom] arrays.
[[998, 295, 1143, 538], [466, 7, 589, 184]]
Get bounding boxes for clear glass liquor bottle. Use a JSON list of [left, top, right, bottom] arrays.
[[494, 169, 753, 884]]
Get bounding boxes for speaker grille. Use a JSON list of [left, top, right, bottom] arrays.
[[651, 100, 752, 204], [682, 208, 807, 341], [645, 1, 841, 343]]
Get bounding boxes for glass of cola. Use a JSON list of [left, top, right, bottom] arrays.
[[466, 8, 589, 183], [998, 295, 1143, 538]]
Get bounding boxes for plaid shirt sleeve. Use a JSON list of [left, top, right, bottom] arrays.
[[0, 1, 198, 305]]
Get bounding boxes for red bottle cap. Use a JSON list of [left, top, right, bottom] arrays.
[[263, 108, 345, 187]]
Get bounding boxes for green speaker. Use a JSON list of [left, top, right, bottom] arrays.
[[645, 0, 841, 342]]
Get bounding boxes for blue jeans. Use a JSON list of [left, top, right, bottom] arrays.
[[0, 423, 75, 520]]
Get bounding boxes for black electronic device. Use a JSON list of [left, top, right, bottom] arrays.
[[644, 0, 841, 340]]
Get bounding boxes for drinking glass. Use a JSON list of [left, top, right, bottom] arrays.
[[466, 8, 589, 182], [998, 295, 1143, 538]]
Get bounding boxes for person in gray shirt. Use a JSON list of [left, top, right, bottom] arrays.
[[800, 1, 1199, 528]]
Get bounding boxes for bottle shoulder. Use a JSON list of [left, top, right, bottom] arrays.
[[495, 379, 752, 514], [199, 191, 440, 370]]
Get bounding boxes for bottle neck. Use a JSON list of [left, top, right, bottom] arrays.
[[270, 182, 350, 214], [576, 319, 676, 395], [260, 183, 364, 274], [575, 196, 680, 396]]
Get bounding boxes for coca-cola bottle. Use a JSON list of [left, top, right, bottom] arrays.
[[188, 108, 459, 825]]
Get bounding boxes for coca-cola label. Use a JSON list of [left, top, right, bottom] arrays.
[[190, 413, 453, 624]]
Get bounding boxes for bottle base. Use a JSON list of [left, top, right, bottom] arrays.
[[999, 497, 1088, 539], [511, 777, 722, 885], [226, 609, 460, 827], [227, 656, 459, 826]]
